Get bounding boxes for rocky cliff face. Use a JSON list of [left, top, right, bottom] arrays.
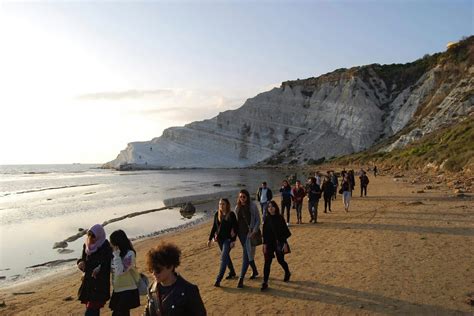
[[104, 36, 473, 170]]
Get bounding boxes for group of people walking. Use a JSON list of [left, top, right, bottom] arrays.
[[77, 224, 206, 316], [207, 190, 291, 292], [77, 168, 373, 315]]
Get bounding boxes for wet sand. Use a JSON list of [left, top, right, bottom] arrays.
[[0, 172, 473, 315]]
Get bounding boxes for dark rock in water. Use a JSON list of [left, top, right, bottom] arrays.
[[53, 241, 68, 249], [57, 248, 74, 254], [0, 276, 5, 280], [180, 202, 196, 219], [213, 183, 221, 187]]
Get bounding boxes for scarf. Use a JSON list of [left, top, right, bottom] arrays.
[[85, 224, 106, 255]]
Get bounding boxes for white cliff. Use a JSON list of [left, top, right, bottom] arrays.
[[104, 37, 473, 169]]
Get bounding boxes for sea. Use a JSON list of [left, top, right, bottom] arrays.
[[0, 164, 288, 288]]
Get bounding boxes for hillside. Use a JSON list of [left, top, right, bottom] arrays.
[[104, 36, 473, 170]]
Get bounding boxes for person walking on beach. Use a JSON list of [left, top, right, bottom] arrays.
[[279, 180, 292, 225], [143, 242, 206, 316], [261, 200, 291, 291], [331, 171, 338, 201], [341, 175, 352, 212], [235, 189, 261, 288], [373, 165, 378, 177], [291, 180, 306, 224], [321, 176, 334, 213], [359, 172, 370, 197], [314, 172, 321, 186], [306, 177, 321, 223], [348, 170, 356, 197], [77, 224, 112, 316], [109, 230, 140, 316], [207, 198, 238, 287], [256, 181, 273, 221]]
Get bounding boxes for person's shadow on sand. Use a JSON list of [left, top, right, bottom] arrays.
[[222, 279, 468, 315]]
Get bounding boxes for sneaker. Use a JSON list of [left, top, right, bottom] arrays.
[[225, 272, 236, 280], [284, 272, 291, 282], [260, 282, 268, 291], [237, 278, 244, 288]]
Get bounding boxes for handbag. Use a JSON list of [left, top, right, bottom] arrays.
[[277, 240, 291, 254], [241, 207, 263, 247], [250, 228, 263, 247], [270, 217, 291, 255], [132, 269, 150, 296]]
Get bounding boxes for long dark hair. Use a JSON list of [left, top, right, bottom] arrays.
[[236, 189, 250, 210], [266, 200, 281, 217], [110, 229, 136, 258]]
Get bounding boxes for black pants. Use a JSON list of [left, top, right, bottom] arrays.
[[281, 200, 291, 223], [112, 310, 129, 316], [263, 250, 289, 283], [361, 185, 367, 196], [324, 195, 332, 212]]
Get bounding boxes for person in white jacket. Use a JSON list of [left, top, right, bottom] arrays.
[[109, 229, 140, 316]]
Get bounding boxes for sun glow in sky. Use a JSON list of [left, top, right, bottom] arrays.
[[0, 1, 472, 164]]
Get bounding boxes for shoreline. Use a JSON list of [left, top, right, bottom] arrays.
[[1, 172, 473, 314]]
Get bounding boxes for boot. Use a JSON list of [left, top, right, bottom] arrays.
[[249, 261, 259, 279], [237, 278, 244, 288]]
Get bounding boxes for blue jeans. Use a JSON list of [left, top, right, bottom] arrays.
[[295, 202, 303, 221], [308, 199, 319, 222], [238, 233, 257, 278], [260, 202, 268, 220], [216, 239, 235, 282], [239, 233, 250, 278], [281, 200, 291, 223]]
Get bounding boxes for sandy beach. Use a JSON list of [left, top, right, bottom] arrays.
[[1, 171, 473, 315]]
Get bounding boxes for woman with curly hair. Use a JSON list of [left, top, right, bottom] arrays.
[[143, 242, 206, 316]]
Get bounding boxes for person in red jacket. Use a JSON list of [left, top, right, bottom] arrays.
[[291, 180, 306, 224]]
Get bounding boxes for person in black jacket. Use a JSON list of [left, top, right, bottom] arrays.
[[306, 177, 322, 223], [261, 200, 291, 291], [321, 176, 334, 213], [77, 224, 113, 316], [144, 242, 206, 316], [207, 198, 238, 287], [279, 180, 292, 225], [359, 172, 370, 197]]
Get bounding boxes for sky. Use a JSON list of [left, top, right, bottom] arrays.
[[0, 0, 472, 164]]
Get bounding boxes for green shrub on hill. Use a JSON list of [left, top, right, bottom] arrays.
[[334, 116, 474, 173]]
